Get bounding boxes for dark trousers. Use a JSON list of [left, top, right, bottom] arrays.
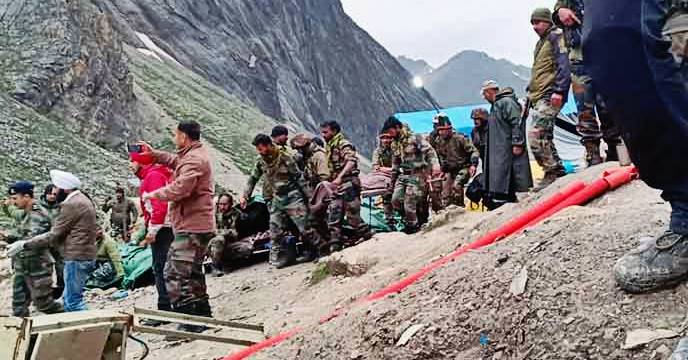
[[585, 0, 688, 233], [151, 227, 173, 311]]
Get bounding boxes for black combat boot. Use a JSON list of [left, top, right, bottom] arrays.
[[175, 301, 211, 334], [296, 242, 318, 263], [614, 231, 688, 293], [584, 141, 603, 166], [605, 142, 620, 162], [208, 264, 225, 277]]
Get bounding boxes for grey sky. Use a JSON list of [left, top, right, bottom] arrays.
[[341, 0, 555, 68]]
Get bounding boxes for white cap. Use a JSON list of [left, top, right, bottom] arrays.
[[432, 112, 449, 124], [481, 80, 500, 92], [50, 170, 82, 190]]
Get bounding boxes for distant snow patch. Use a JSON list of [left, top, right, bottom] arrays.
[[135, 32, 183, 67]]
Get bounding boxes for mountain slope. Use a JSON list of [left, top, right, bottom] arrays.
[[397, 56, 434, 78], [92, 0, 434, 156], [425, 50, 531, 107]]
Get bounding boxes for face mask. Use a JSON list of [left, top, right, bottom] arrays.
[[56, 189, 68, 204]]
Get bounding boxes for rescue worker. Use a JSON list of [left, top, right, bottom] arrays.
[[240, 134, 320, 267], [321, 121, 373, 251], [583, 2, 688, 356], [102, 187, 138, 242], [208, 194, 242, 276], [553, 0, 623, 165], [384, 116, 441, 234], [265, 125, 292, 203], [372, 131, 396, 227], [141, 120, 216, 332], [9, 170, 98, 313], [40, 184, 64, 296], [87, 227, 125, 289], [432, 115, 480, 208], [290, 133, 331, 251], [470, 108, 489, 165], [130, 150, 174, 318], [527, 7, 570, 190], [1, 181, 63, 317], [482, 81, 533, 208]]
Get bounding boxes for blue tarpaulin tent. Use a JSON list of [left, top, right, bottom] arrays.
[[395, 94, 578, 136]]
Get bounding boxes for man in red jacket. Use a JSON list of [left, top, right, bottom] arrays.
[[141, 120, 216, 333], [130, 152, 173, 319]]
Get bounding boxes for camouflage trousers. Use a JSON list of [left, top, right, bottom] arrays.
[[208, 233, 238, 267], [529, 99, 566, 174], [571, 63, 622, 145], [12, 252, 63, 317], [165, 232, 214, 308], [110, 219, 130, 242], [442, 168, 470, 208], [392, 174, 428, 227], [270, 189, 318, 261], [328, 177, 369, 245], [382, 193, 394, 223], [50, 246, 64, 292]]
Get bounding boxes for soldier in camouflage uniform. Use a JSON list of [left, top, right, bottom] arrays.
[[528, 8, 570, 190], [290, 133, 331, 252], [1, 182, 63, 317], [383, 116, 441, 234], [241, 134, 320, 268], [40, 184, 64, 296], [372, 132, 396, 227], [553, 0, 623, 166], [321, 121, 373, 251], [432, 115, 480, 208], [208, 194, 242, 276]]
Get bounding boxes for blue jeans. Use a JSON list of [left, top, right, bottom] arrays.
[[63, 260, 96, 312]]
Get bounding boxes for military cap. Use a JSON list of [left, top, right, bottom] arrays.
[[531, 8, 553, 24], [8, 181, 34, 196]]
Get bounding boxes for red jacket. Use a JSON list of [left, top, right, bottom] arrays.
[[137, 164, 172, 227]]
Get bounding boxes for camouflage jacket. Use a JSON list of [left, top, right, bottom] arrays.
[[553, 0, 585, 62], [96, 235, 124, 277], [216, 208, 241, 240], [6, 204, 51, 258], [372, 145, 394, 169], [528, 26, 571, 103], [244, 148, 306, 200], [302, 143, 331, 189], [39, 198, 61, 224], [325, 132, 359, 180], [433, 132, 481, 171], [391, 126, 440, 176]]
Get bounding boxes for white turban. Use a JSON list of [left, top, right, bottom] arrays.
[[50, 170, 82, 190]]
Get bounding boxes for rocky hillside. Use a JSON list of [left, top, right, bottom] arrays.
[[0, 0, 277, 194], [397, 56, 434, 78], [425, 50, 531, 107], [92, 0, 434, 156]]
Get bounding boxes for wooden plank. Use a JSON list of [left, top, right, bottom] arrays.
[[30, 310, 130, 333], [133, 324, 259, 347], [134, 307, 264, 332], [0, 317, 31, 360], [102, 330, 126, 360], [30, 323, 113, 360]]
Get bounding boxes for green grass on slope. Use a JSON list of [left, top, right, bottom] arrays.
[[0, 95, 127, 197], [127, 48, 276, 174]]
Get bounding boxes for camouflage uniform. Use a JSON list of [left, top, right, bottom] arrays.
[[433, 132, 480, 207], [208, 208, 243, 266], [391, 126, 440, 229], [326, 133, 371, 247], [40, 198, 64, 293], [244, 147, 317, 264], [6, 204, 63, 317], [553, 0, 622, 164], [165, 232, 214, 308], [298, 142, 331, 246], [528, 18, 570, 180], [372, 144, 395, 223]]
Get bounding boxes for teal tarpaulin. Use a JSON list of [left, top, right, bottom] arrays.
[[120, 243, 153, 289], [395, 93, 577, 136]]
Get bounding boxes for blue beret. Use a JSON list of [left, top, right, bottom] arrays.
[[8, 181, 34, 195]]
